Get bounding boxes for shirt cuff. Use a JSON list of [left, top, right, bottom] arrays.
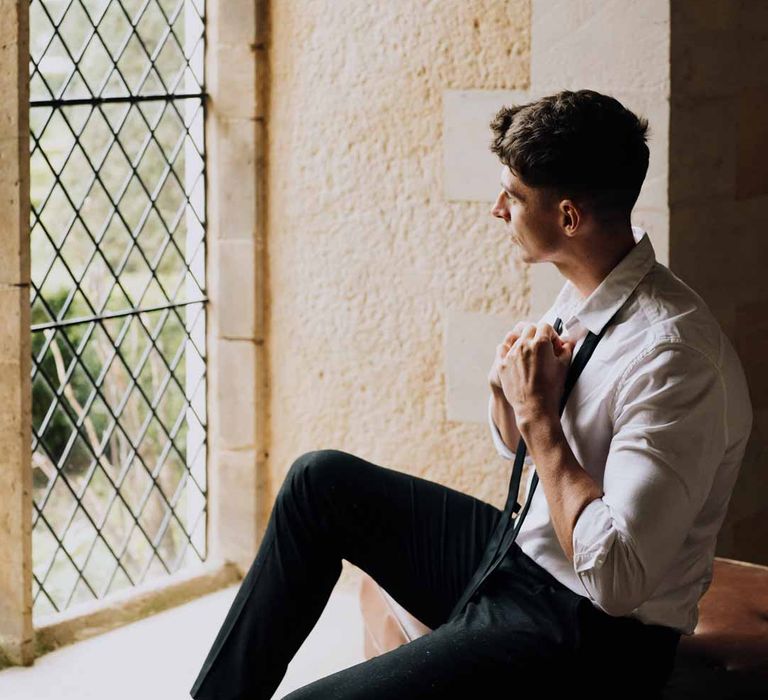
[[572, 497, 617, 573], [488, 393, 533, 465]]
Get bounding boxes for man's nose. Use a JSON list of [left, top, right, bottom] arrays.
[[490, 193, 509, 221]]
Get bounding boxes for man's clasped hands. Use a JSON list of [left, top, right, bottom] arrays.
[[487, 322, 576, 430]]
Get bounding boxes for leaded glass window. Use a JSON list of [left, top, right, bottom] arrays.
[[29, 0, 208, 617]]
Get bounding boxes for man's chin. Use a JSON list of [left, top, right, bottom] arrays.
[[518, 248, 539, 264]]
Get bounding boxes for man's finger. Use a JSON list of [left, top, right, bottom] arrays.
[[502, 321, 530, 343], [533, 322, 556, 343], [508, 323, 537, 353]]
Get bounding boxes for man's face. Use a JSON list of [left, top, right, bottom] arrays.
[[490, 165, 563, 263]]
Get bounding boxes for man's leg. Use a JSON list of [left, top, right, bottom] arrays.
[[189, 448, 504, 700], [281, 589, 576, 699], [278, 547, 683, 699], [572, 596, 683, 699], [280, 543, 589, 699]]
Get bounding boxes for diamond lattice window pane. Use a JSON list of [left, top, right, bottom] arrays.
[[30, 0, 207, 618]]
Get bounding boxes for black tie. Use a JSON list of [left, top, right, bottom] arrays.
[[448, 315, 613, 620]]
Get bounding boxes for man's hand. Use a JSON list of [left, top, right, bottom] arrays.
[[498, 322, 575, 429], [488, 321, 529, 392]]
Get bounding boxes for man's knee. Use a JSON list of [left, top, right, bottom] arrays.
[[282, 449, 351, 499], [289, 448, 349, 476]]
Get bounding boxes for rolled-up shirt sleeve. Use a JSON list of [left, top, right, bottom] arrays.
[[488, 392, 534, 465], [571, 341, 727, 617]]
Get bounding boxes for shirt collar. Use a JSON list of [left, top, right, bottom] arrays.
[[556, 225, 656, 337]]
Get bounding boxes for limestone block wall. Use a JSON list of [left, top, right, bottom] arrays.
[[669, 2, 768, 565]]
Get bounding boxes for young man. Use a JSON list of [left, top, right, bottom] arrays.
[[190, 89, 753, 699]]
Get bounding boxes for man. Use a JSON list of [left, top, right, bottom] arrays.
[[190, 89, 753, 699]]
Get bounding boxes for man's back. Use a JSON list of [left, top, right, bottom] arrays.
[[489, 225, 754, 635]]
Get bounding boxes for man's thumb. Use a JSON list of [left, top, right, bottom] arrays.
[[558, 338, 575, 360]]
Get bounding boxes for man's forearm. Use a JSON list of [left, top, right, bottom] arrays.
[[519, 413, 604, 562], [491, 385, 522, 450]]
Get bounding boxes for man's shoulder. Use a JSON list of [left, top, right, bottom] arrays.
[[623, 265, 753, 439], [630, 262, 724, 368]]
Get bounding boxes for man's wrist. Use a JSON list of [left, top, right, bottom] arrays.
[[518, 408, 560, 443]]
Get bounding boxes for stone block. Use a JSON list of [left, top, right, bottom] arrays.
[[0, 286, 25, 362], [209, 0, 265, 49], [528, 260, 566, 321], [532, 0, 670, 93], [444, 308, 526, 424], [210, 117, 258, 240], [631, 208, 668, 267], [209, 44, 262, 120], [673, 0, 737, 33], [214, 339, 257, 450], [209, 448, 259, 569], [736, 87, 768, 200], [443, 89, 534, 202], [734, 300, 768, 411], [214, 239, 257, 339], [0, 138, 29, 287], [669, 95, 738, 206]]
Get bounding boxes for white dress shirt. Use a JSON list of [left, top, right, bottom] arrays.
[[488, 225, 753, 635]]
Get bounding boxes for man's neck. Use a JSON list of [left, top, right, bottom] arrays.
[[554, 223, 636, 300]]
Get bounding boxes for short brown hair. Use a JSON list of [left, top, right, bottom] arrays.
[[489, 89, 650, 223]]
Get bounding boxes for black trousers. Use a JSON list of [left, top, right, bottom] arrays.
[[190, 449, 682, 699]]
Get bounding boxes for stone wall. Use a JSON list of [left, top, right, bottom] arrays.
[[669, 1, 768, 565]]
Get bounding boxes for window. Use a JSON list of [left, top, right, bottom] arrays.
[[28, 0, 208, 617]]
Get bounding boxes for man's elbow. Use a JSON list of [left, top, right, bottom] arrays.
[[592, 592, 643, 618], [576, 545, 650, 617]]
